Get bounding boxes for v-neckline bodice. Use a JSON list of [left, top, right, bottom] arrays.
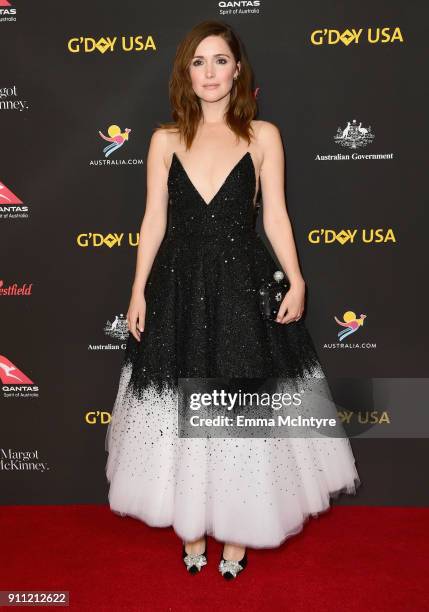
[[171, 151, 253, 207]]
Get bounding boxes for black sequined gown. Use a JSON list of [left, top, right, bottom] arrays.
[[105, 150, 360, 548]]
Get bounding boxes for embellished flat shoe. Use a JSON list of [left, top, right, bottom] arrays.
[[218, 551, 248, 580], [182, 538, 208, 574]]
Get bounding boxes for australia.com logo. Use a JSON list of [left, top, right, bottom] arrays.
[[0, 180, 29, 220], [323, 310, 376, 350], [0, 0, 17, 22], [89, 122, 144, 166], [0, 355, 39, 398], [99, 124, 131, 158]]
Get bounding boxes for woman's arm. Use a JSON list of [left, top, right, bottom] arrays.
[[258, 121, 306, 324], [131, 128, 169, 295], [127, 129, 170, 340]]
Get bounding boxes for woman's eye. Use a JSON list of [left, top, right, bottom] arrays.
[[192, 58, 228, 67]]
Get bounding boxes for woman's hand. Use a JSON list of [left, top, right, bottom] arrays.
[[127, 288, 147, 341], [275, 279, 306, 324]]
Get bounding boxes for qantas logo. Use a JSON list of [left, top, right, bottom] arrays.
[[0, 180, 29, 219], [0, 355, 34, 384], [0, 0, 16, 18], [0, 355, 39, 397], [0, 181, 22, 204]]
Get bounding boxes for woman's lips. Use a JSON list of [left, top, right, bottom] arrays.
[[204, 84, 219, 89]]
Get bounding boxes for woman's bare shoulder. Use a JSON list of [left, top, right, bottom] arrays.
[[149, 126, 180, 169], [251, 119, 282, 145], [150, 126, 179, 145], [250, 120, 283, 167]]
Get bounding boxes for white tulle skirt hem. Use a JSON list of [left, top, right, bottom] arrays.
[[105, 363, 361, 549]]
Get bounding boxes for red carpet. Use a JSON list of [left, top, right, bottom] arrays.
[[0, 505, 428, 611]]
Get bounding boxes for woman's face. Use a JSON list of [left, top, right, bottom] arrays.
[[188, 35, 240, 102]]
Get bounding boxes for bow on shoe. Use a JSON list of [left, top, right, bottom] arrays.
[[218, 558, 243, 578], [184, 552, 207, 572]]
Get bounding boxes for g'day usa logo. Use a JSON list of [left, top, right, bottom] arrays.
[[0, 355, 39, 398], [0, 0, 17, 22]]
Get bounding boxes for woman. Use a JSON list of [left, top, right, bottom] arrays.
[[105, 19, 361, 580]]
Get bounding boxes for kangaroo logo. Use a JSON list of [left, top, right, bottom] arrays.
[[334, 119, 375, 149], [104, 313, 129, 340], [0, 355, 34, 384], [334, 311, 367, 340], [99, 124, 131, 157]]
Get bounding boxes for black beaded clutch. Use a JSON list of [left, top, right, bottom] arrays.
[[258, 271, 290, 321]]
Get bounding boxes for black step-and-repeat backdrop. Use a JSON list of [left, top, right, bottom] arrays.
[[2, 2, 428, 505]]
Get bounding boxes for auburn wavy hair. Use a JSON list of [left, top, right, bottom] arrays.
[[157, 20, 258, 150]]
